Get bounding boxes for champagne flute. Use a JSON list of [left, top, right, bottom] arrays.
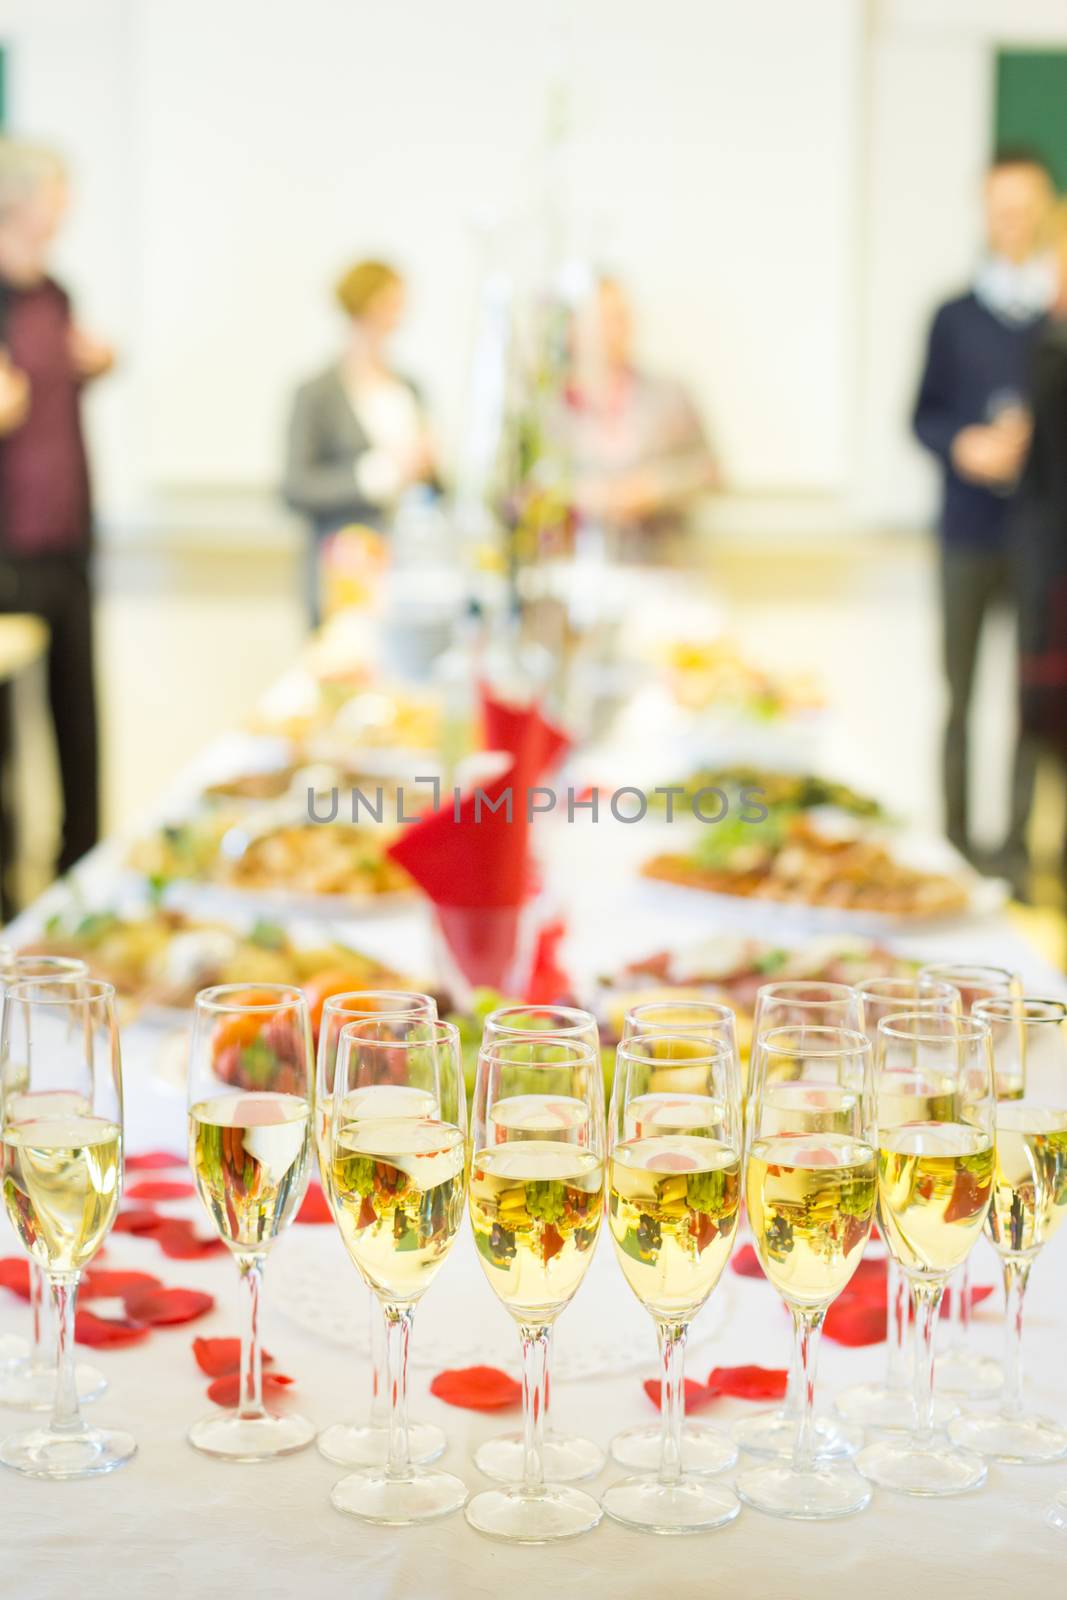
[[0, 954, 108, 1412], [736, 1025, 876, 1518], [603, 1033, 742, 1532], [314, 988, 446, 1470], [0, 977, 134, 1478], [734, 981, 865, 1464], [919, 962, 1020, 1399], [327, 1017, 467, 1524], [187, 984, 315, 1460], [466, 1035, 605, 1542], [473, 1003, 607, 1487], [857, 1012, 995, 1495], [610, 998, 741, 1476], [836, 975, 961, 1431], [949, 998, 1067, 1462]]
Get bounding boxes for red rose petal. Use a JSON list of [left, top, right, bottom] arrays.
[[112, 1208, 166, 1235], [124, 1180, 195, 1201], [82, 1269, 162, 1300], [642, 1376, 717, 1413], [295, 1183, 333, 1225], [75, 1309, 151, 1348], [824, 1299, 887, 1346], [123, 1286, 214, 1326], [193, 1336, 275, 1377], [430, 1366, 523, 1411], [125, 1151, 186, 1171], [730, 1243, 765, 1278], [706, 1365, 789, 1400], [207, 1371, 293, 1407], [0, 1257, 31, 1300], [152, 1221, 224, 1260]]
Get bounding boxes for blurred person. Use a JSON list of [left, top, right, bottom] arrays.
[[0, 140, 113, 919], [562, 275, 718, 553], [284, 259, 437, 625], [913, 148, 1055, 890]]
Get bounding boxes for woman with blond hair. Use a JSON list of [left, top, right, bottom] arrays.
[[284, 259, 437, 624]]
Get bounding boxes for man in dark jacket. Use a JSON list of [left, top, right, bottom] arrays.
[[0, 141, 113, 918], [913, 149, 1055, 890]]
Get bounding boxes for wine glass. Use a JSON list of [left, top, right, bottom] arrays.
[[836, 975, 961, 1431], [0, 954, 108, 1412], [856, 1012, 995, 1495], [314, 988, 446, 1470], [734, 980, 865, 1464], [466, 1034, 605, 1542], [735, 1025, 876, 1518], [473, 1003, 607, 1487], [0, 977, 134, 1478], [609, 998, 741, 1477], [918, 962, 1020, 1399], [187, 984, 316, 1460], [948, 998, 1067, 1463], [327, 1017, 467, 1524], [602, 1032, 742, 1532]]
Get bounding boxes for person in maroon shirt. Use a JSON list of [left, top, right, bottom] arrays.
[[0, 141, 113, 917]]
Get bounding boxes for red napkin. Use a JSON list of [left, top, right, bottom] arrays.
[[431, 1366, 523, 1411], [295, 1183, 333, 1225], [730, 1243, 764, 1279], [0, 1257, 31, 1299], [524, 916, 572, 1004], [480, 688, 570, 786], [387, 762, 529, 910]]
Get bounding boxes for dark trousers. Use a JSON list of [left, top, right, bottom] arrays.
[[0, 551, 99, 919], [940, 545, 1036, 871]]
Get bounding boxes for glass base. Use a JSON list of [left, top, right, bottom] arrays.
[[331, 1466, 468, 1525], [188, 1409, 316, 1462], [835, 1380, 957, 1432], [856, 1435, 987, 1495], [0, 1360, 107, 1411], [936, 1347, 1002, 1398], [611, 1421, 737, 1475], [948, 1411, 1067, 1464], [0, 1423, 135, 1480], [602, 1473, 740, 1534], [318, 1418, 445, 1468], [475, 1428, 605, 1484], [736, 1459, 870, 1520], [1049, 1490, 1067, 1531], [465, 1483, 603, 1543], [733, 1407, 862, 1462]]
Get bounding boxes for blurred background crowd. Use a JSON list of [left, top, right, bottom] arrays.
[[0, 0, 1065, 957]]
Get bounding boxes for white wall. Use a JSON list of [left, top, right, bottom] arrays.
[[0, 0, 862, 525]]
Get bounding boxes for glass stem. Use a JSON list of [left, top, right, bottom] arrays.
[[383, 1302, 414, 1480], [783, 1314, 802, 1419], [949, 1258, 971, 1351], [370, 1296, 388, 1427], [29, 1261, 49, 1374], [519, 1323, 550, 1497], [885, 1255, 910, 1389], [48, 1273, 84, 1435], [1000, 1255, 1031, 1421], [791, 1306, 825, 1472], [236, 1254, 266, 1421], [657, 1321, 687, 1486], [911, 1278, 944, 1448]]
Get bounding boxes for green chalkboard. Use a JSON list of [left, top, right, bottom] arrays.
[[995, 50, 1067, 190]]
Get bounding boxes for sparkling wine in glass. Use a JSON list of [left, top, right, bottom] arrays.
[[0, 977, 135, 1478], [736, 1025, 876, 1519], [313, 988, 446, 1471], [857, 1011, 995, 1496], [602, 1031, 742, 1532], [466, 1034, 605, 1542], [187, 984, 316, 1461], [327, 1016, 467, 1525]]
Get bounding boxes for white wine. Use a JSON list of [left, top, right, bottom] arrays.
[[878, 1122, 994, 1275], [190, 1091, 310, 1253], [331, 1117, 465, 1302], [609, 1135, 740, 1321], [2, 1115, 121, 1272], [317, 1083, 437, 1168], [987, 1106, 1067, 1257], [746, 1133, 876, 1306], [469, 1140, 603, 1322]]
